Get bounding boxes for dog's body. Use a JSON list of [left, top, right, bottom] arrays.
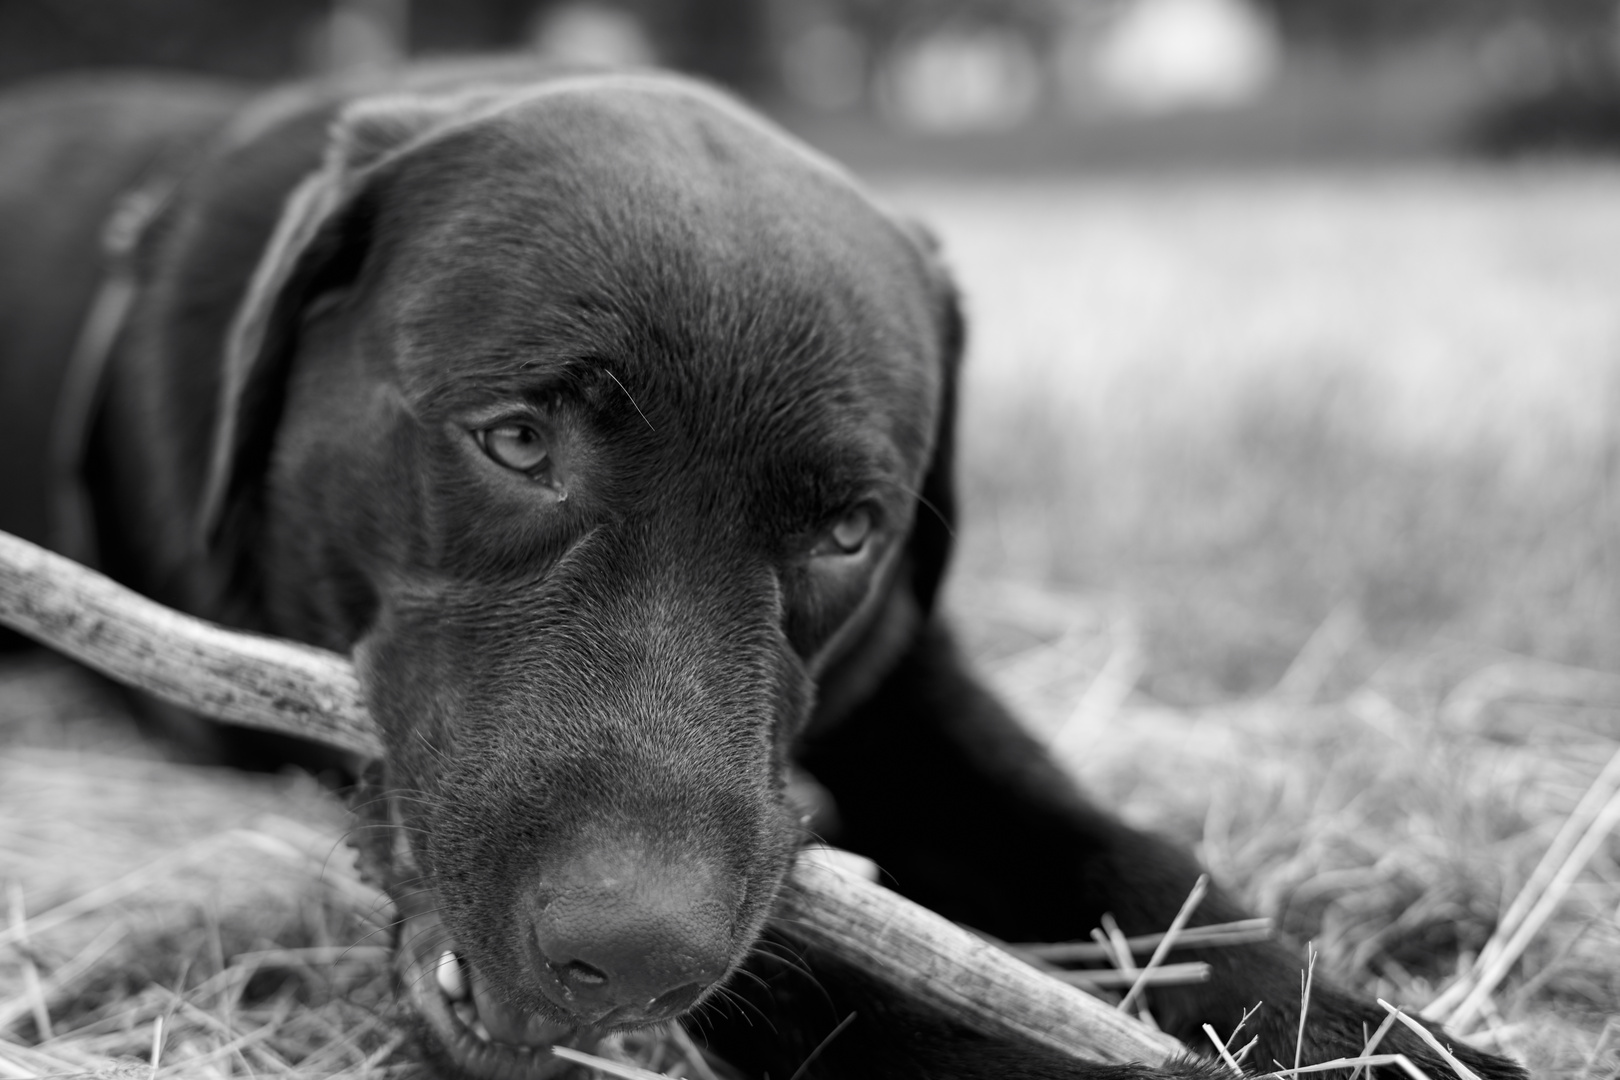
[[0, 65, 1524, 1080]]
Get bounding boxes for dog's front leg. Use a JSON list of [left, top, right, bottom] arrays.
[[790, 621, 1525, 1080]]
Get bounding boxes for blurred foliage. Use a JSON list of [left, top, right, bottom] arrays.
[[0, 0, 331, 81], [0, 0, 770, 90], [1251, 0, 1615, 47], [1471, 75, 1620, 156], [4, 0, 1620, 155], [411, 0, 771, 90]]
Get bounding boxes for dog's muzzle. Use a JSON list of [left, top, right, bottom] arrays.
[[354, 785, 738, 1080]]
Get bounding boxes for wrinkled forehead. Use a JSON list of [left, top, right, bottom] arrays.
[[366, 80, 944, 471]]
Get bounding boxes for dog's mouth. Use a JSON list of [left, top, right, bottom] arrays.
[[362, 790, 601, 1080], [352, 778, 778, 1079], [396, 901, 596, 1080]]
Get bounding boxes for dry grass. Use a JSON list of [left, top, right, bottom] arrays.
[[917, 163, 1620, 1074], [0, 662, 720, 1080], [7, 623, 1615, 1080], [5, 165, 1620, 1078], [0, 662, 411, 1080], [955, 577, 1620, 1079]]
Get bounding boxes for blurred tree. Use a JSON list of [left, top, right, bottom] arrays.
[[412, 0, 772, 90], [658, 0, 772, 91], [0, 0, 774, 92], [774, 0, 1063, 115], [1242, 0, 1620, 154], [835, 0, 1061, 55], [0, 0, 330, 82], [1251, 0, 1615, 48]]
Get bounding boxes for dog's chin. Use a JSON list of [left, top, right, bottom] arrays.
[[396, 906, 610, 1080]]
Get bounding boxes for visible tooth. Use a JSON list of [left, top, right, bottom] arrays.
[[471, 1019, 493, 1043], [436, 951, 467, 1000], [454, 1001, 479, 1029]]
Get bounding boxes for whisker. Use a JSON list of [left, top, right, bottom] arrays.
[[601, 365, 655, 432], [875, 476, 953, 539], [787, 1010, 857, 1080]]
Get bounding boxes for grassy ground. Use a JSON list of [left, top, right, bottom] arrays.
[[905, 166, 1620, 703], [3, 164, 1620, 1078], [900, 163, 1620, 1074]]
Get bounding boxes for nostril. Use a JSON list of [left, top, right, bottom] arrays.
[[554, 958, 609, 988], [650, 981, 705, 1016], [530, 848, 735, 1017]]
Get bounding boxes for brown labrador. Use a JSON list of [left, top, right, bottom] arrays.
[[0, 63, 1526, 1080]]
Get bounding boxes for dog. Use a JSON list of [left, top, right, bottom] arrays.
[[0, 63, 1527, 1080]]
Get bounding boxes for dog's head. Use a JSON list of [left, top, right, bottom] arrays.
[[199, 72, 960, 1077]]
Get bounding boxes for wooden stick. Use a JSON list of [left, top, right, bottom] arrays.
[[1055, 962, 1210, 991], [0, 529, 379, 758], [780, 858, 1184, 1063], [0, 528, 1181, 1066]]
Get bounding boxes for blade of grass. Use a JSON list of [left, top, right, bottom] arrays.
[[1204, 1024, 1247, 1076], [1380, 1001, 1484, 1080], [4, 885, 51, 1043], [1293, 944, 1317, 1079], [1120, 875, 1208, 1015], [1262, 1053, 1434, 1080], [0, 921, 125, 1032], [1347, 1008, 1401, 1080], [1447, 769, 1620, 1031], [551, 1043, 687, 1080], [670, 1022, 725, 1080], [148, 1015, 164, 1080], [1428, 739, 1620, 1021], [1017, 919, 1273, 963]]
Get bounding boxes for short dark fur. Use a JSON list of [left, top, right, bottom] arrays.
[[0, 65, 1525, 1080]]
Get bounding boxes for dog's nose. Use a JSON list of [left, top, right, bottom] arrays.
[[531, 851, 733, 1024]]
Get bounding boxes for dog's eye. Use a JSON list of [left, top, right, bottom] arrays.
[[477, 423, 551, 476], [815, 506, 874, 557]]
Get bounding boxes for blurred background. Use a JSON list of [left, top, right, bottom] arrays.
[[7, 0, 1617, 705], [4, 0, 1620, 161]]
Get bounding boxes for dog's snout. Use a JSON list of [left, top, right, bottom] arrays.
[[530, 848, 733, 1024]]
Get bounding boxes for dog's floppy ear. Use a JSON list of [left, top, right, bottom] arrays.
[[197, 91, 496, 552], [902, 222, 963, 617]]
